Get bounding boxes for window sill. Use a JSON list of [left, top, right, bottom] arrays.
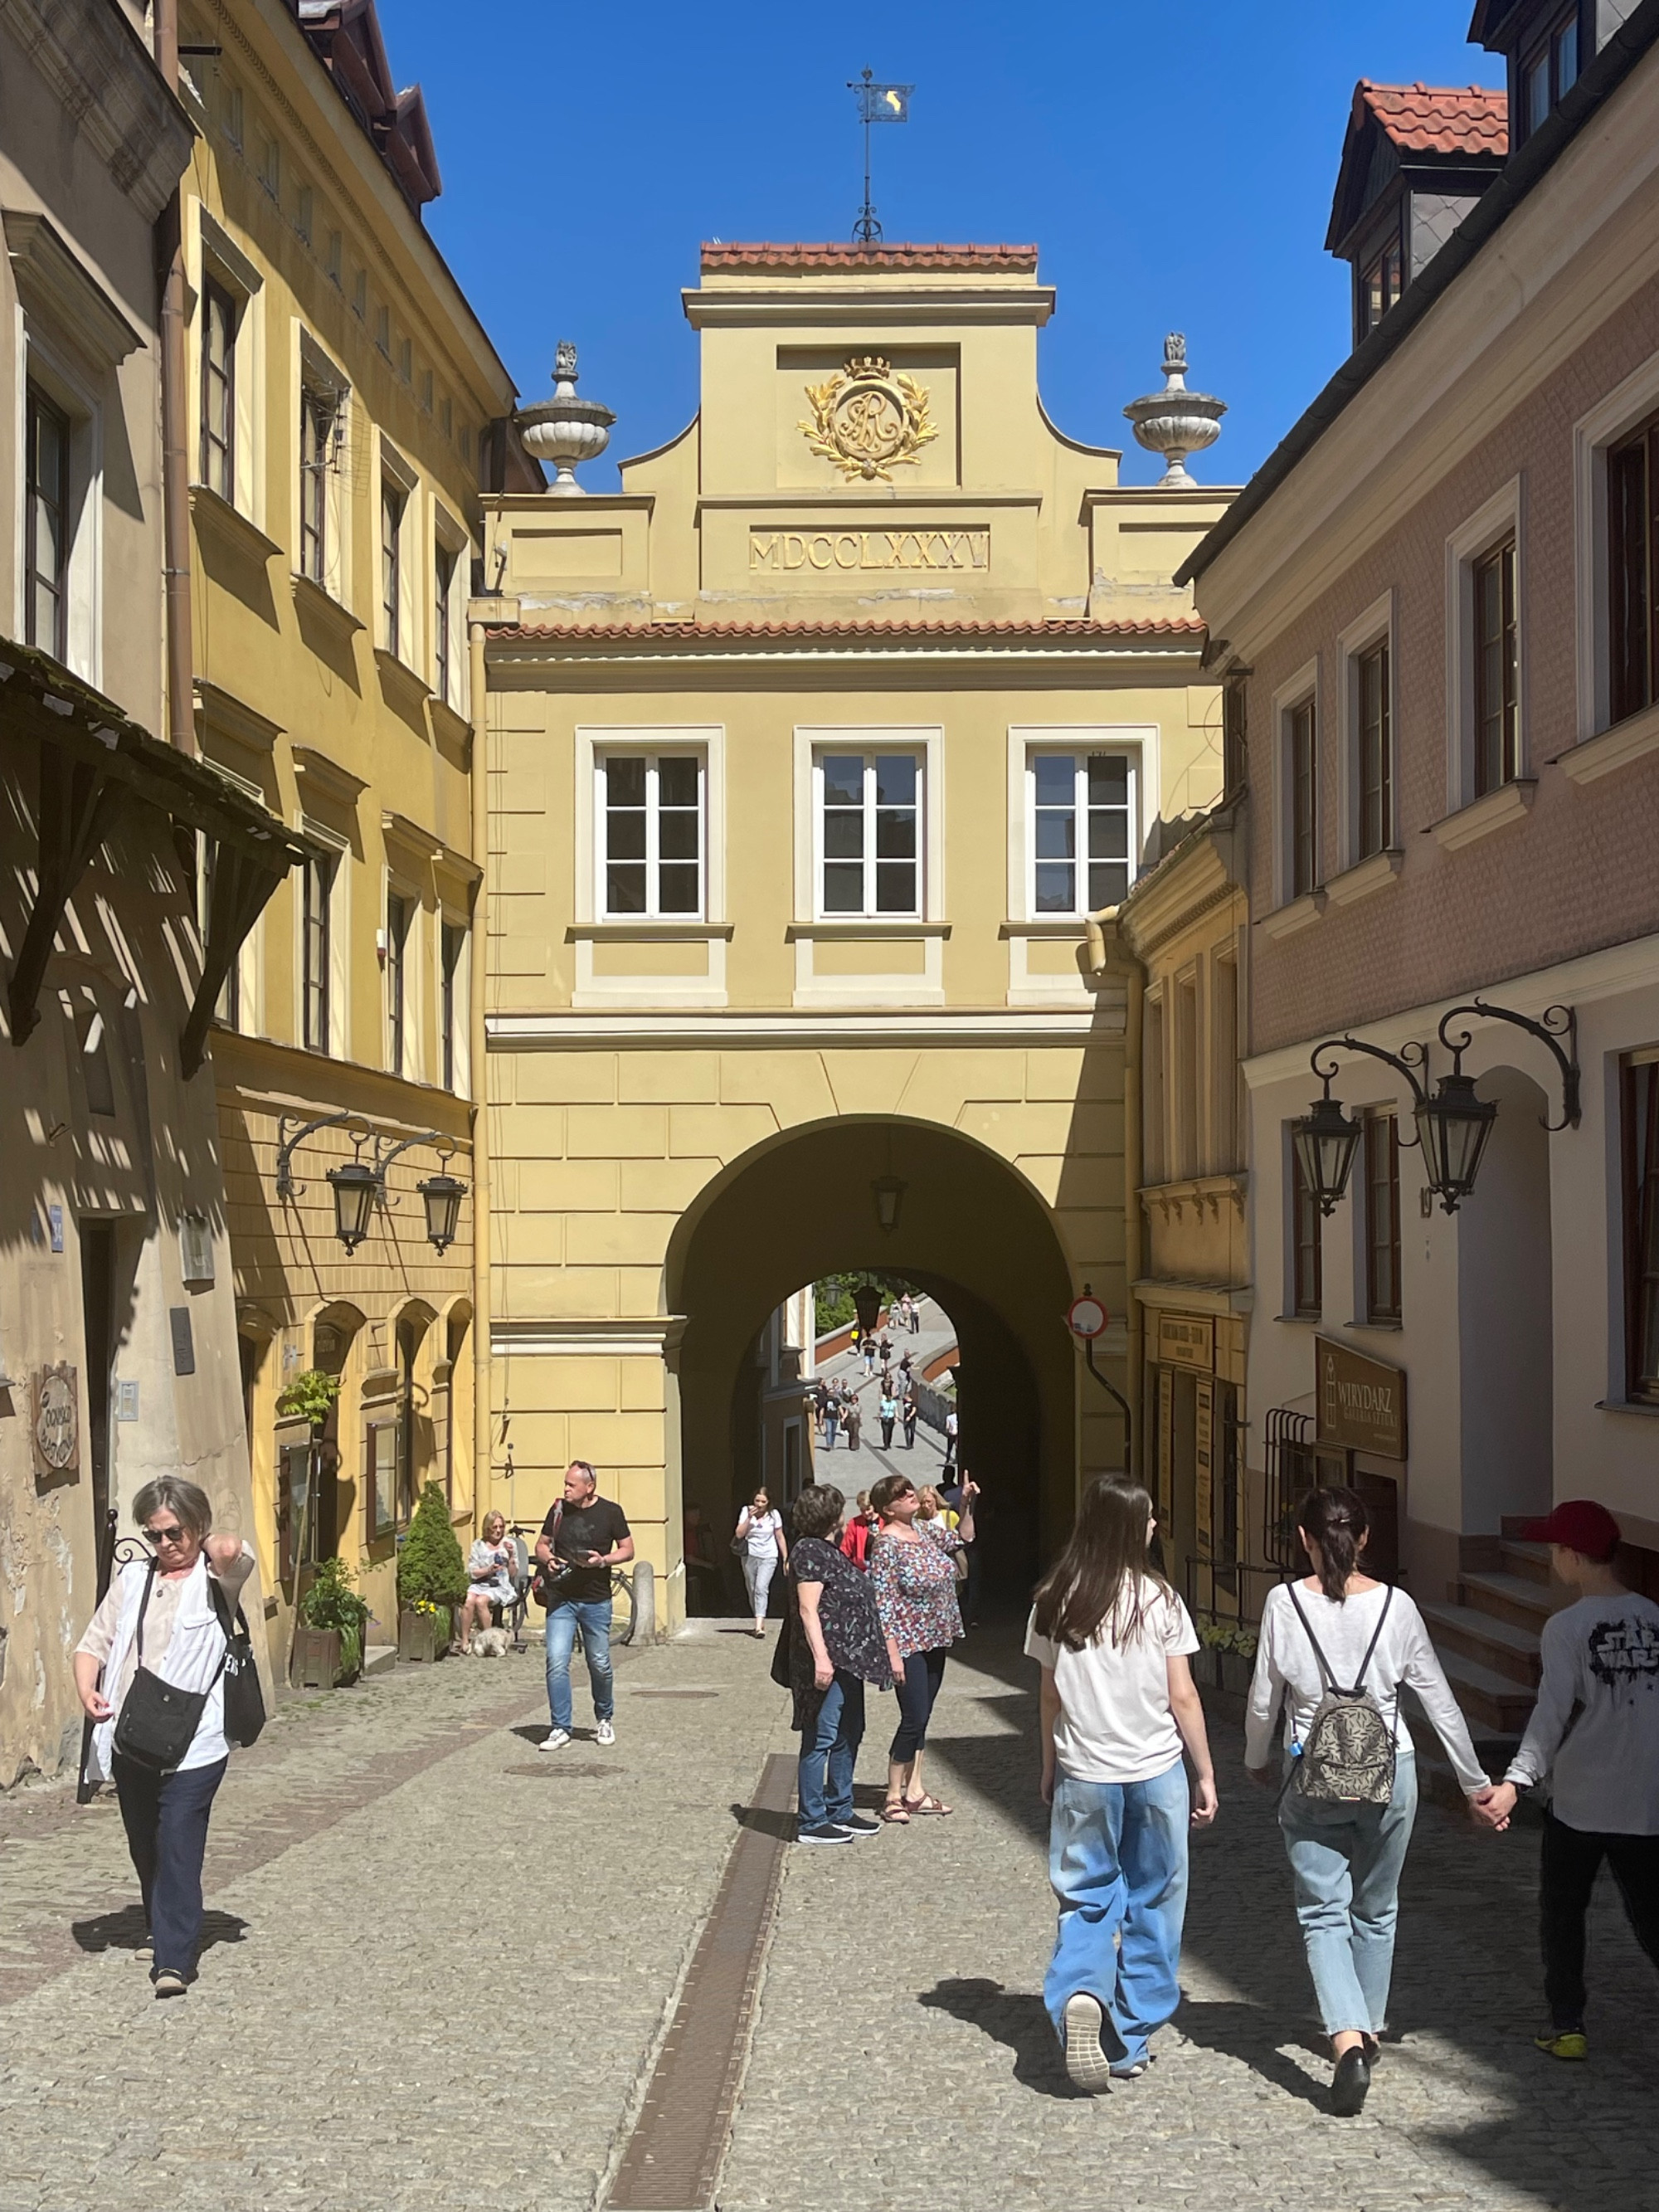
[[568, 921, 733, 940], [192, 483, 280, 565], [999, 918, 1089, 938], [375, 646, 431, 712], [1427, 781, 1536, 850], [1594, 1397, 1659, 1418], [429, 695, 471, 753], [1553, 700, 1659, 785], [292, 571, 364, 639], [1344, 1318, 1404, 1334], [787, 919, 951, 939], [1325, 848, 1403, 907], [1273, 1312, 1323, 1324], [1258, 891, 1325, 941]]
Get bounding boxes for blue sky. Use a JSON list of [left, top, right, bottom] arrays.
[[396, 0, 1498, 489]]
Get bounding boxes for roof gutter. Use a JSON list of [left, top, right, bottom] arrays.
[[1175, 0, 1659, 587]]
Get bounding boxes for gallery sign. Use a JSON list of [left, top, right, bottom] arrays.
[[1316, 1337, 1406, 1461], [32, 1363, 79, 1480], [1156, 1313, 1214, 1372]]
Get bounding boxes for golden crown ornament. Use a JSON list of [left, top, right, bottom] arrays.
[[799, 355, 937, 482]]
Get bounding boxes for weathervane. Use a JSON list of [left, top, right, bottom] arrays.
[[847, 67, 912, 243]]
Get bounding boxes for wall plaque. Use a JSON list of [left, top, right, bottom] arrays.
[[1316, 1337, 1407, 1460], [32, 1363, 79, 1479], [1156, 1313, 1214, 1372]]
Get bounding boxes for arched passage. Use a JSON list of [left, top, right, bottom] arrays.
[[664, 1115, 1078, 1598]]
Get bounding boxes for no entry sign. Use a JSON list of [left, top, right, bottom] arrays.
[[1066, 1294, 1108, 1339]]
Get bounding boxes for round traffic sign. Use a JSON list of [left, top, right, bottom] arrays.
[[1067, 1295, 1108, 1339]]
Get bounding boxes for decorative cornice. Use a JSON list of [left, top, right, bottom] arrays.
[[700, 241, 1040, 272], [2, 213, 145, 365], [0, 0, 192, 223], [488, 1008, 1120, 1050]]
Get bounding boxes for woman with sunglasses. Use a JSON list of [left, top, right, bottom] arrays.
[[73, 1477, 255, 1998], [868, 1470, 975, 1822]]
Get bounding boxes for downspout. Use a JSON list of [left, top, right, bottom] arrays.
[[1087, 909, 1146, 1481], [154, 0, 195, 753], [468, 616, 492, 1537]]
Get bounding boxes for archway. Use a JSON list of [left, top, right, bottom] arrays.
[[664, 1116, 1077, 1605]]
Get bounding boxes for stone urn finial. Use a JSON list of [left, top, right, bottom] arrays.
[[1122, 334, 1226, 488], [515, 343, 615, 495]]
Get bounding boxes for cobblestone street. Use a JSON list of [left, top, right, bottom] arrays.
[[0, 1622, 1652, 2212]]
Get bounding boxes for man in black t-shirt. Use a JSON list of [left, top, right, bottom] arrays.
[[535, 1460, 633, 1751]]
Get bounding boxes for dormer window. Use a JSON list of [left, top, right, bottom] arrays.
[[1359, 230, 1404, 339], [1518, 6, 1579, 139]]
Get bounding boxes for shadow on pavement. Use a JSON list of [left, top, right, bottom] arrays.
[[71, 1903, 249, 1956], [731, 1801, 795, 1841], [918, 1976, 1082, 2099]]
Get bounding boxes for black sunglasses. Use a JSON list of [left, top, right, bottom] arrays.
[[144, 1523, 189, 1545]]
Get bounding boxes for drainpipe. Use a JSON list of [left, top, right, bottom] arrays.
[[468, 616, 492, 1537], [154, 0, 195, 753], [1087, 909, 1146, 1482]]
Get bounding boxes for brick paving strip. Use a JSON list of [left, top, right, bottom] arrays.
[[601, 1751, 795, 2212]]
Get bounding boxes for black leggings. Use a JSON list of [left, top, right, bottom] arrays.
[[1540, 1810, 1659, 2029], [889, 1647, 948, 1764]]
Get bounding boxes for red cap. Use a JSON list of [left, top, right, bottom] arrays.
[[1520, 1498, 1621, 1560]]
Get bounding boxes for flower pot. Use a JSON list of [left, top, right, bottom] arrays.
[[1219, 1649, 1253, 1697], [290, 1625, 341, 1689], [398, 1610, 442, 1664]]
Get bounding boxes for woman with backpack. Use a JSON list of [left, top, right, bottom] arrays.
[[1244, 1487, 1496, 2115]]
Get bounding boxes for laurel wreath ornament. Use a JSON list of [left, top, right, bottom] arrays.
[[799, 361, 938, 482]]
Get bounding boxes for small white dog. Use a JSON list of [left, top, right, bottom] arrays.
[[469, 1625, 511, 1658]]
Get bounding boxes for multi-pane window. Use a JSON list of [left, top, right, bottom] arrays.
[[1029, 752, 1134, 915], [1364, 1113, 1402, 1324], [200, 276, 236, 499], [386, 890, 410, 1075], [24, 384, 69, 660], [1288, 699, 1317, 899], [1473, 537, 1519, 792], [818, 753, 920, 917], [299, 387, 333, 585], [1520, 7, 1579, 140], [1623, 1058, 1659, 1405], [1356, 640, 1392, 857], [440, 920, 466, 1092], [601, 754, 703, 918], [380, 478, 403, 658], [1292, 1141, 1323, 1318], [1609, 411, 1659, 727], [366, 1420, 397, 1538], [1359, 231, 1403, 340], [301, 848, 333, 1054], [435, 544, 456, 704]]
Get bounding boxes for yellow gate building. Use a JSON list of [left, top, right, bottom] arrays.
[[478, 242, 1232, 1617]]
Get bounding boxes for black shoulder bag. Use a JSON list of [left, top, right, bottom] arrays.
[[531, 1503, 572, 1608], [208, 1577, 268, 1747], [113, 1563, 228, 1772]]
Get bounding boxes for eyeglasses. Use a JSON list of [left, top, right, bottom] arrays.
[[144, 1523, 189, 1546]]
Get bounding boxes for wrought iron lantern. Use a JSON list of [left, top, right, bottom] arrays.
[[417, 1172, 467, 1254], [852, 1282, 884, 1337], [1413, 1074, 1499, 1215], [871, 1175, 906, 1234], [1290, 1089, 1365, 1218], [325, 1158, 382, 1253]]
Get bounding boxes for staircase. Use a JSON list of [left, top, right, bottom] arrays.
[[1415, 1527, 1559, 1774]]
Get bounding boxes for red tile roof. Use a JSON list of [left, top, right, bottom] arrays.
[[488, 615, 1204, 645], [1354, 80, 1509, 158], [699, 241, 1040, 273]]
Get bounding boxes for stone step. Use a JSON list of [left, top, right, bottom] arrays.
[[1419, 1598, 1542, 1687], [1434, 1646, 1537, 1736], [1457, 1569, 1557, 1635], [1500, 1537, 1554, 1586], [362, 1644, 398, 1677]]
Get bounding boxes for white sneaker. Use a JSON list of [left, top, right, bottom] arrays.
[[1062, 1994, 1116, 2094], [596, 1719, 615, 1747], [539, 1727, 571, 1752]]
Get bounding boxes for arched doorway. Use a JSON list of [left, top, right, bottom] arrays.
[[664, 1116, 1077, 1605]]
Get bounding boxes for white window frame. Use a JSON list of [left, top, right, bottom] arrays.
[[377, 433, 418, 666], [297, 818, 348, 1059], [432, 504, 469, 713], [1445, 476, 1525, 811], [383, 874, 420, 1080], [1574, 352, 1659, 741], [17, 339, 101, 685], [594, 748, 708, 923], [1271, 659, 1321, 910], [1018, 743, 1141, 921], [439, 909, 471, 1098], [574, 726, 725, 926], [1336, 593, 1397, 871], [295, 326, 350, 604], [810, 747, 925, 922], [191, 207, 263, 527], [794, 725, 943, 926]]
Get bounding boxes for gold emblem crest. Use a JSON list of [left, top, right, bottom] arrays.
[[799, 355, 937, 482]]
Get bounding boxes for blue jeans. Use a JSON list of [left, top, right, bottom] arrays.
[[112, 1753, 227, 1980], [824, 1415, 839, 1450], [544, 1600, 614, 1731], [798, 1671, 866, 1827], [1044, 1757, 1190, 2069], [1279, 1752, 1418, 2036]]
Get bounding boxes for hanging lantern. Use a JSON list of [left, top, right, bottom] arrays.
[[1291, 1093, 1362, 1218], [418, 1172, 467, 1254], [852, 1281, 883, 1337], [326, 1160, 382, 1253], [1414, 1074, 1498, 1214], [871, 1175, 906, 1233]]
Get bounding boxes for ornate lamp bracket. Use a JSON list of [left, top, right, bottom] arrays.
[[1435, 1001, 1579, 1132], [1315, 1035, 1432, 1143], [372, 1130, 454, 1211], [274, 1110, 370, 1202]]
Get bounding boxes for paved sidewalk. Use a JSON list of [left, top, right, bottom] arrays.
[[0, 1619, 1652, 2212]]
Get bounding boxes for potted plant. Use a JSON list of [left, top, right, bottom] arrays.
[[1192, 1617, 1224, 1690], [293, 1556, 371, 1688], [275, 1367, 344, 1683], [397, 1481, 467, 1661]]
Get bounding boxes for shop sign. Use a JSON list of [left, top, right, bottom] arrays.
[[32, 1363, 79, 1479], [1316, 1337, 1407, 1460], [1156, 1313, 1214, 1372]]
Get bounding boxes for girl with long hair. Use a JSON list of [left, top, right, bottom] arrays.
[[734, 1488, 787, 1638], [1028, 1479, 1217, 2092], [1244, 1486, 1494, 2115], [868, 1470, 975, 1821]]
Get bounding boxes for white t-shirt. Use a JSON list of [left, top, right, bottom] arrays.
[[741, 1509, 782, 1558], [1025, 1578, 1199, 1785]]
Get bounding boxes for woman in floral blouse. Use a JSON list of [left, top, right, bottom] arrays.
[[868, 1470, 976, 1823], [785, 1484, 896, 1843]]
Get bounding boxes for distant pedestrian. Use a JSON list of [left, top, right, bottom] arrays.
[[868, 1471, 973, 1823], [812, 1381, 830, 1437], [734, 1488, 787, 1637], [535, 1460, 634, 1752], [898, 1294, 913, 1333], [879, 1391, 898, 1449], [940, 1470, 981, 1625], [863, 1337, 876, 1378], [910, 1298, 922, 1334], [942, 1407, 959, 1470], [879, 1333, 893, 1367], [1028, 1478, 1217, 2092], [1472, 1499, 1659, 2059], [902, 1392, 918, 1449], [1244, 1486, 1496, 2115], [840, 1492, 876, 1571], [824, 1394, 841, 1451], [899, 1352, 913, 1383], [780, 1484, 893, 1844], [73, 1477, 259, 1999], [846, 1397, 863, 1452]]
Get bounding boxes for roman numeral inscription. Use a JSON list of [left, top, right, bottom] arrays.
[[749, 528, 990, 573]]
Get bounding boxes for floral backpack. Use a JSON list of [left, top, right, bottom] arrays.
[[1284, 1585, 1398, 1805]]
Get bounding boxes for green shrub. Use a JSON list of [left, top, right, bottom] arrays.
[[297, 1556, 371, 1681], [275, 1368, 341, 1428], [397, 1481, 468, 1613]]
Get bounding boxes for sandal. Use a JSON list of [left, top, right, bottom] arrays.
[[878, 1801, 912, 1824], [904, 1793, 954, 1816]]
